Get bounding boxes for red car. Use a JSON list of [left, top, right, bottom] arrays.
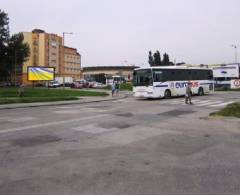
[[70, 82, 83, 89]]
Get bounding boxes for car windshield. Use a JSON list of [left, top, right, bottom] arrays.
[[133, 69, 153, 86]]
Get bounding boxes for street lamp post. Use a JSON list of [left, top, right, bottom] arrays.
[[62, 32, 73, 89], [231, 44, 238, 63]]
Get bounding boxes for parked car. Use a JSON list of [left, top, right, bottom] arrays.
[[70, 82, 83, 89], [0, 82, 11, 87], [91, 82, 105, 88], [48, 81, 61, 88], [77, 80, 90, 88]]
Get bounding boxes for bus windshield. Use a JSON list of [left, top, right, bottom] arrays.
[[133, 69, 153, 86], [153, 70, 165, 82]]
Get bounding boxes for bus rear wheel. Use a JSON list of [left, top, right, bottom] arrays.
[[164, 90, 171, 99], [198, 87, 204, 96]]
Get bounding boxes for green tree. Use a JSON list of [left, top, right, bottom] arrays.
[[0, 9, 30, 82], [4, 33, 30, 82], [148, 51, 154, 66], [153, 50, 161, 66], [0, 9, 9, 48], [162, 53, 170, 65], [0, 9, 10, 81]]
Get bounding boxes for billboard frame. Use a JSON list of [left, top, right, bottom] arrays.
[[27, 66, 55, 81]]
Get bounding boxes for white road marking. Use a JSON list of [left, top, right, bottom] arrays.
[[167, 100, 181, 104], [210, 101, 235, 107], [0, 114, 109, 134], [195, 100, 223, 106], [191, 100, 202, 103], [160, 99, 236, 108], [6, 117, 37, 123], [55, 106, 73, 109], [54, 110, 82, 114], [73, 125, 116, 134], [0, 117, 10, 120]]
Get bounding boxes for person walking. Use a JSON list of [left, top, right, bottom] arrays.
[[185, 81, 192, 104], [115, 81, 120, 96], [111, 81, 116, 97]]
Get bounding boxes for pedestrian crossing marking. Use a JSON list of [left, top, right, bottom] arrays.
[[195, 100, 223, 107], [210, 101, 234, 107], [159, 99, 235, 108]]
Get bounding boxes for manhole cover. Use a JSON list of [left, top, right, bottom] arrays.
[[12, 135, 61, 147]]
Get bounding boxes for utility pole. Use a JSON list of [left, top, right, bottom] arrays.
[[62, 32, 73, 89]]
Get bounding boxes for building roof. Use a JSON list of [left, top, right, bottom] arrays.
[[83, 66, 138, 71], [32, 29, 45, 33], [64, 46, 81, 56]]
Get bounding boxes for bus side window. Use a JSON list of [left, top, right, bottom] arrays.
[[154, 71, 163, 82], [189, 70, 193, 80], [171, 70, 177, 81], [208, 70, 213, 80]]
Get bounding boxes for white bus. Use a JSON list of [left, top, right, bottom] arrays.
[[133, 66, 213, 98], [212, 64, 240, 87]]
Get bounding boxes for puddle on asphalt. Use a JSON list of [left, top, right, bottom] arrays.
[[99, 121, 134, 129], [157, 109, 196, 117], [115, 113, 134, 117], [11, 135, 61, 147]]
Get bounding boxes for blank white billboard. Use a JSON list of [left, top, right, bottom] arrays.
[[213, 65, 239, 78]]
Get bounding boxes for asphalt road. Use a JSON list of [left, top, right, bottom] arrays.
[[0, 91, 240, 195]]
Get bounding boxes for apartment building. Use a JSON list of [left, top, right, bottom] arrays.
[[63, 46, 82, 80], [22, 29, 63, 84]]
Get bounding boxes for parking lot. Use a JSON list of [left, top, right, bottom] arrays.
[[0, 91, 240, 195]]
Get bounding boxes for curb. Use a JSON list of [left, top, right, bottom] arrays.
[[0, 95, 129, 110]]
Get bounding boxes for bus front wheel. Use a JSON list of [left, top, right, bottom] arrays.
[[198, 87, 204, 96], [164, 90, 171, 99]]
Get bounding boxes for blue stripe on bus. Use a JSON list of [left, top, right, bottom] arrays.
[[155, 85, 168, 87], [200, 83, 212, 85]]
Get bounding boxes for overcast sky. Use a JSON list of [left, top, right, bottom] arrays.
[[2, 0, 240, 67]]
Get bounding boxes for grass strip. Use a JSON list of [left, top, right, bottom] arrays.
[[210, 102, 240, 118], [0, 88, 108, 104], [0, 97, 79, 104], [0, 88, 108, 97]]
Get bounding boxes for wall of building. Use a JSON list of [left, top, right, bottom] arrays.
[[47, 34, 62, 75], [38, 33, 45, 67], [63, 46, 82, 80], [22, 32, 34, 85], [22, 30, 65, 85]]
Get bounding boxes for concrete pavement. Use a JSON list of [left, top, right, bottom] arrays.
[[0, 91, 239, 195]]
